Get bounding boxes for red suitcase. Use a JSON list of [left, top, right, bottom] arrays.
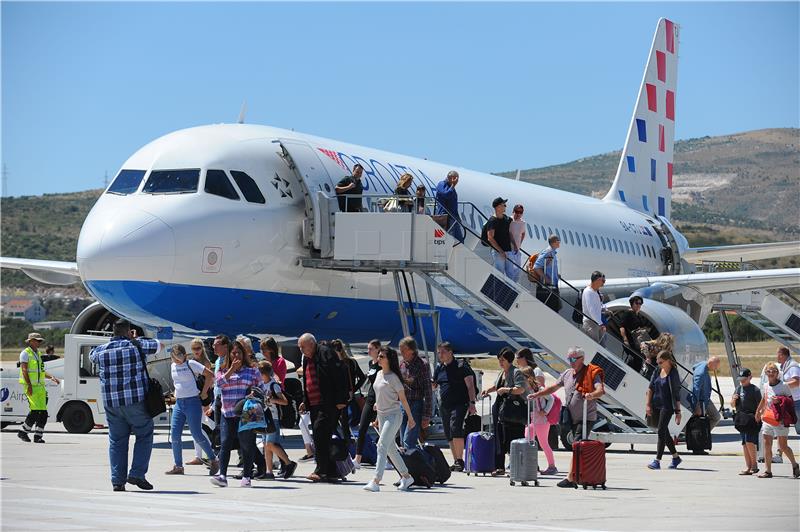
[[570, 400, 606, 490]]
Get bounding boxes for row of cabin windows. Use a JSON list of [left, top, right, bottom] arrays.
[[108, 168, 265, 204], [521, 222, 658, 259]]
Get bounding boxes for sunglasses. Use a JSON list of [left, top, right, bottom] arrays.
[[377, 354, 386, 359], [568, 356, 583, 363]]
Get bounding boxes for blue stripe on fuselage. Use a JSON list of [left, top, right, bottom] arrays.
[[84, 280, 511, 353]]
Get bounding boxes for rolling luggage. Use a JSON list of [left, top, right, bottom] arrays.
[[423, 443, 452, 485], [509, 398, 539, 487], [685, 413, 712, 454], [334, 454, 356, 480], [398, 447, 435, 488], [465, 397, 495, 476], [571, 399, 606, 490]]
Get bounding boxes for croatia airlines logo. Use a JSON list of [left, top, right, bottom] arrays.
[[434, 228, 445, 238], [317, 148, 348, 171]]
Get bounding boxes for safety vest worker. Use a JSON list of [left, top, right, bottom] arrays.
[[17, 332, 59, 443]]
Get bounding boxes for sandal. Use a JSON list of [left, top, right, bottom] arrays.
[[738, 469, 753, 475], [490, 469, 506, 477], [185, 457, 204, 466], [306, 473, 323, 482], [757, 471, 772, 478]]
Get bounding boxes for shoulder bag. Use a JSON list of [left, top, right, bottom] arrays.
[[186, 361, 213, 407], [733, 386, 759, 433], [131, 338, 167, 418], [497, 371, 528, 426]]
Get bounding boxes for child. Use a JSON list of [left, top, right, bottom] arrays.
[[258, 360, 298, 479], [521, 366, 558, 475]]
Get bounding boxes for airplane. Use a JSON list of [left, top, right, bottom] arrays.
[[3, 18, 798, 363]]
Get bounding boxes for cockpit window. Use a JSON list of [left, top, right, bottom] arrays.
[[230, 171, 266, 204], [205, 170, 240, 200], [107, 169, 146, 195], [142, 169, 199, 194]]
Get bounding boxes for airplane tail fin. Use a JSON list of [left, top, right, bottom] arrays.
[[604, 18, 679, 219]]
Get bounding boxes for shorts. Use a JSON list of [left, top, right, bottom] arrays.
[[440, 403, 468, 441], [740, 431, 759, 445], [264, 418, 282, 444], [762, 423, 790, 438]]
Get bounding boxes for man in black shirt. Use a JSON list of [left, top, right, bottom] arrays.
[[486, 197, 515, 280], [730, 368, 762, 475], [335, 163, 364, 212], [432, 342, 476, 472], [619, 295, 650, 372]]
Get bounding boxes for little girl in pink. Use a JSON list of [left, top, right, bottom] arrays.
[[521, 367, 558, 475]]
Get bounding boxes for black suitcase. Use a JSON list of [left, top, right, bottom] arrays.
[[397, 447, 435, 488], [423, 443, 451, 484], [464, 413, 482, 435], [685, 415, 711, 453]]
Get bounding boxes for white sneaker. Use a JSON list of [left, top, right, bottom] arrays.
[[240, 477, 251, 488], [772, 455, 784, 464], [363, 480, 380, 492], [353, 460, 362, 471], [398, 476, 414, 491]]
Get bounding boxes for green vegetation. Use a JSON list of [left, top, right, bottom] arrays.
[[1, 319, 68, 348], [701, 312, 768, 343]]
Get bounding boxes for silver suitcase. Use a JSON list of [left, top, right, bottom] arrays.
[[508, 397, 539, 486]]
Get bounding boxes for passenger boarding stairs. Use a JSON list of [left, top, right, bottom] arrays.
[[301, 201, 695, 442]]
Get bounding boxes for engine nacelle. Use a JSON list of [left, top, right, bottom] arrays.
[[605, 297, 709, 370]]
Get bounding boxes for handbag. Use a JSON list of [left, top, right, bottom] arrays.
[[732, 386, 759, 433], [383, 197, 400, 212], [131, 338, 167, 418], [497, 373, 527, 426], [186, 361, 213, 407], [560, 391, 575, 427]]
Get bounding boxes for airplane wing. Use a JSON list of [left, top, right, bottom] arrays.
[[0, 257, 81, 285], [682, 241, 800, 263], [566, 268, 800, 296]]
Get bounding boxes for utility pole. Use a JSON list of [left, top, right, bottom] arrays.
[[103, 170, 108, 188], [1, 164, 7, 197]]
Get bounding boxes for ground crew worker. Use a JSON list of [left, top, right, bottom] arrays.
[[17, 332, 59, 443]]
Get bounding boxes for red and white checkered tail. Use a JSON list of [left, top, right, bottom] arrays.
[[604, 18, 679, 219]]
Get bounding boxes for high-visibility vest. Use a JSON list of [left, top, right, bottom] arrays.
[[19, 346, 45, 385]]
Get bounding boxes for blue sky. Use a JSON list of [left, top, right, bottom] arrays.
[[2, 2, 798, 197]]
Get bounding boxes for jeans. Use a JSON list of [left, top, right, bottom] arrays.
[[105, 401, 154, 486], [507, 250, 522, 282], [171, 396, 215, 467], [375, 411, 409, 481], [219, 416, 257, 478], [491, 249, 517, 280], [794, 401, 800, 435], [400, 399, 423, 450]]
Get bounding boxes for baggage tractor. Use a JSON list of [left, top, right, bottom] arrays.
[[571, 399, 606, 490], [398, 447, 436, 488], [509, 397, 539, 486], [685, 409, 712, 454], [465, 397, 494, 476], [423, 443, 452, 484]]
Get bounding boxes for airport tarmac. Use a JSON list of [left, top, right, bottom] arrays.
[[1, 419, 799, 531]]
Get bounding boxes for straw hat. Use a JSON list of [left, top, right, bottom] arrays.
[[25, 332, 45, 344]]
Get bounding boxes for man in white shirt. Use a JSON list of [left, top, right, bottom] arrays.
[[581, 271, 607, 345]]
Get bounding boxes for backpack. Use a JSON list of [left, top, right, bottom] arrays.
[[545, 394, 562, 425], [571, 289, 584, 323], [480, 217, 495, 246]]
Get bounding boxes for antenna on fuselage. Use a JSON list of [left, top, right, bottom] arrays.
[[237, 100, 247, 124]]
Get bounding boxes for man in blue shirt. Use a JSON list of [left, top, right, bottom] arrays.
[[691, 356, 722, 435], [90, 319, 161, 491], [434, 170, 464, 242], [533, 234, 562, 312]]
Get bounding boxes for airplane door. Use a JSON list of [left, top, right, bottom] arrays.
[[274, 139, 336, 252]]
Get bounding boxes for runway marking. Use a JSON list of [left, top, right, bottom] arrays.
[[1, 482, 597, 531]]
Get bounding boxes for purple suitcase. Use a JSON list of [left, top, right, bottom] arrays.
[[465, 397, 494, 476]]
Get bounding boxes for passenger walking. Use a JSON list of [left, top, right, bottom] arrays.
[[521, 367, 558, 475], [532, 235, 562, 312], [363, 347, 416, 492], [776, 346, 800, 435], [480, 347, 527, 476], [16, 332, 59, 444], [581, 271, 607, 345], [731, 368, 762, 475], [432, 341, 477, 472], [260, 337, 287, 386], [515, 348, 544, 381], [398, 337, 433, 450], [640, 332, 674, 380], [354, 339, 381, 469], [89, 320, 161, 491], [210, 340, 262, 488], [531, 346, 605, 488], [690, 356, 723, 431], [645, 351, 683, 470], [331, 339, 365, 441], [335, 163, 364, 212], [187, 338, 214, 465], [166, 345, 219, 476], [509, 204, 527, 282], [755, 362, 800, 478], [297, 333, 350, 482], [434, 170, 464, 241], [485, 197, 516, 280], [618, 295, 650, 372], [258, 360, 298, 480]]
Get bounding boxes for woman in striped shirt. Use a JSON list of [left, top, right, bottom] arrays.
[[210, 340, 261, 488]]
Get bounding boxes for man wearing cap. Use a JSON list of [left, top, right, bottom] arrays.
[[90, 319, 162, 491], [730, 368, 762, 475], [486, 197, 515, 279], [17, 332, 59, 443], [533, 234, 562, 312]]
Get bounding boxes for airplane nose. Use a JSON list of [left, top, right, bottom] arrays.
[[78, 206, 176, 284]]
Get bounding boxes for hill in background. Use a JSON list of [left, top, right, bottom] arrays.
[[1, 128, 798, 291]]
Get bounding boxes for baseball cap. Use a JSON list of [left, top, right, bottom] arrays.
[[738, 368, 752, 378], [492, 197, 507, 208]]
